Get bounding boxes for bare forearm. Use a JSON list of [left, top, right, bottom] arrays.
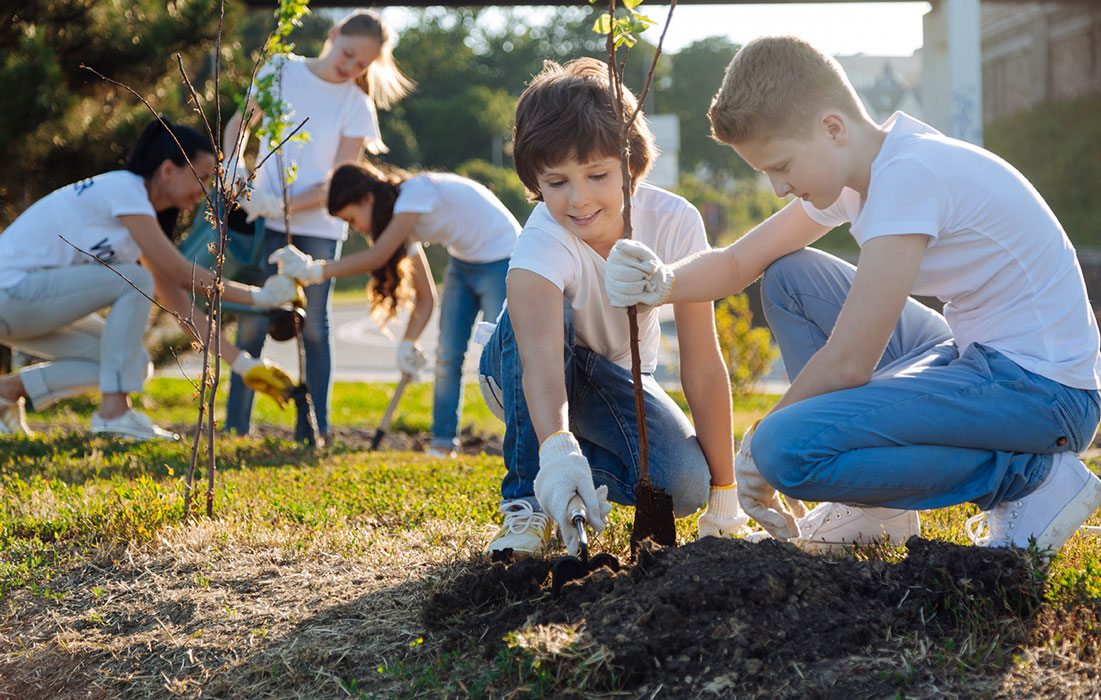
[[521, 367, 570, 443], [286, 184, 326, 216], [403, 296, 434, 341], [770, 345, 869, 415], [683, 362, 735, 487], [155, 279, 242, 364], [668, 248, 753, 304]]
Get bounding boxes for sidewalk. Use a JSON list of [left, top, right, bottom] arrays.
[[157, 300, 791, 394]]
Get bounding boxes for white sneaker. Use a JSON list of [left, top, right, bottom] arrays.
[[426, 446, 458, 458], [91, 409, 180, 442], [0, 396, 33, 436], [966, 452, 1101, 553], [795, 502, 921, 553], [486, 500, 554, 558]]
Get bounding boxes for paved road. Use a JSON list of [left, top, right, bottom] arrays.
[[158, 300, 791, 393]]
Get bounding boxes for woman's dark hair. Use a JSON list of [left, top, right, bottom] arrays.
[[125, 116, 214, 239], [327, 161, 413, 326]]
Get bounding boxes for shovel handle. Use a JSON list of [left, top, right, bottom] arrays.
[[370, 372, 413, 452]]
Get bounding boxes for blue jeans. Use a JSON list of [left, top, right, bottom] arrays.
[[479, 302, 710, 516], [225, 234, 342, 436], [752, 248, 1101, 511], [431, 257, 508, 450]]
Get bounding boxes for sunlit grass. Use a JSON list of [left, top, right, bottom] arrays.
[[3, 378, 1099, 614]]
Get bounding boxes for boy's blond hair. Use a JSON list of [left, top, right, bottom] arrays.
[[708, 36, 868, 145], [513, 57, 655, 201]]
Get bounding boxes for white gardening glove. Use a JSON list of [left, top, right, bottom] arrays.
[[250, 274, 299, 309], [396, 340, 428, 377], [241, 188, 284, 224], [736, 422, 801, 540], [604, 239, 675, 310], [533, 431, 613, 556], [269, 245, 325, 285], [697, 486, 752, 539]]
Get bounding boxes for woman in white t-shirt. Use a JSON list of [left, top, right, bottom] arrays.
[[270, 161, 521, 456], [221, 9, 413, 442], [0, 118, 300, 440]]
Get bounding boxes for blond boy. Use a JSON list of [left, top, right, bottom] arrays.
[[606, 36, 1101, 553]]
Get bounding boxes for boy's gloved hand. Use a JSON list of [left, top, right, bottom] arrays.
[[241, 189, 284, 224], [533, 431, 612, 556], [396, 340, 428, 377], [604, 239, 675, 310], [697, 485, 751, 539], [736, 423, 801, 540], [250, 274, 299, 309], [231, 353, 294, 409], [269, 245, 325, 285]]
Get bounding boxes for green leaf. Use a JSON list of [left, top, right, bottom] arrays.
[[623, 0, 644, 9], [592, 14, 612, 35]]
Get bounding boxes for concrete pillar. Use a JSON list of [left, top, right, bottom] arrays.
[[922, 0, 984, 145]]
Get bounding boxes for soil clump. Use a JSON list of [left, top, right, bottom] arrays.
[[425, 536, 1058, 697]]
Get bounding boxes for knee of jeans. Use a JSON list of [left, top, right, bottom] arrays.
[[126, 265, 154, 295], [752, 412, 811, 493], [760, 249, 817, 308], [669, 447, 711, 518]]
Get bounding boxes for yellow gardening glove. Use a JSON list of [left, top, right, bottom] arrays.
[[231, 353, 294, 409]]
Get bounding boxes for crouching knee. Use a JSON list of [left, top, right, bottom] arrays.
[[666, 440, 711, 518], [751, 412, 814, 498]]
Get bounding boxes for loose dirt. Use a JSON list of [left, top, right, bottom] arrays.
[[424, 536, 1097, 698]]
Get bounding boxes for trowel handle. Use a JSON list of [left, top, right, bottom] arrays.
[[567, 493, 587, 527], [566, 493, 590, 564]]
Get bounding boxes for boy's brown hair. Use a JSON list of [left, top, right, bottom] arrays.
[[708, 36, 867, 145], [513, 57, 656, 201]]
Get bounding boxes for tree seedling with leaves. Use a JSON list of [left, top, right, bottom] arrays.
[[247, 0, 321, 447]]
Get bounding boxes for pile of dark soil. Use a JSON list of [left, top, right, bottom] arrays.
[[425, 537, 1056, 697]]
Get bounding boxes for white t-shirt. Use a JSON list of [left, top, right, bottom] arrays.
[[252, 55, 381, 241], [509, 183, 709, 373], [393, 173, 520, 263], [803, 112, 1101, 390], [0, 171, 154, 289]]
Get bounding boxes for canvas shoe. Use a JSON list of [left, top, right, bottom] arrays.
[[966, 451, 1101, 553], [91, 409, 180, 442], [794, 502, 921, 553], [0, 396, 33, 436], [486, 500, 554, 558], [426, 445, 458, 459]]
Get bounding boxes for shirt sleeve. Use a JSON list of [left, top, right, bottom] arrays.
[[801, 189, 860, 227], [342, 92, 382, 142], [104, 174, 156, 218], [665, 204, 710, 262], [393, 177, 438, 215], [508, 219, 576, 292], [853, 159, 947, 245]]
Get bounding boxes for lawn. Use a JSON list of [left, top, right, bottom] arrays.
[[1, 378, 1099, 698]]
